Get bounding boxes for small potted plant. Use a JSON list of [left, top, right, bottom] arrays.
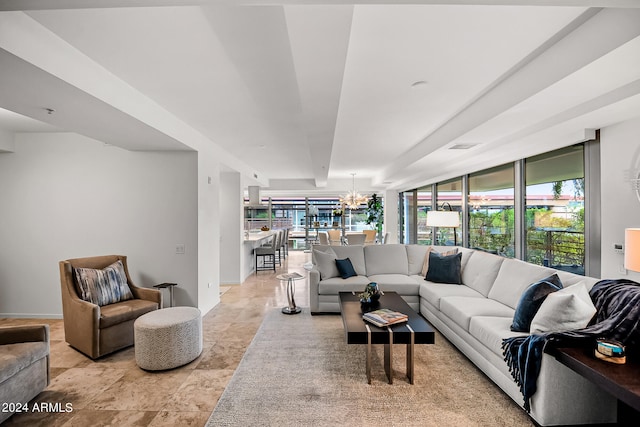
[[358, 282, 381, 312], [332, 209, 343, 227]]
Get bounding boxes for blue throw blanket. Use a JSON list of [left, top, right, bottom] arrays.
[[502, 279, 640, 412]]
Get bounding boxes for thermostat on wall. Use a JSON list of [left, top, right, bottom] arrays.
[[613, 243, 624, 254]]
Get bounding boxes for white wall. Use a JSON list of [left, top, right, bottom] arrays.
[[384, 189, 399, 244], [196, 148, 222, 314], [0, 129, 14, 152], [0, 132, 199, 317], [219, 170, 243, 285], [600, 117, 640, 281]]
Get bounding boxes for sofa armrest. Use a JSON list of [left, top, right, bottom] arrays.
[[0, 324, 49, 346], [309, 268, 320, 313]]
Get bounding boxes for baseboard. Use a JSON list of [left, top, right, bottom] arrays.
[[0, 313, 63, 319]]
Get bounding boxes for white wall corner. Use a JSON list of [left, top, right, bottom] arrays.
[[600, 116, 640, 281]]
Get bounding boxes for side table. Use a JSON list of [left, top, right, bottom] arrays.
[[153, 282, 178, 308], [276, 273, 304, 315]]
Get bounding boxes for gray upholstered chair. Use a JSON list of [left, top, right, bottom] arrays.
[[255, 231, 281, 273], [318, 231, 329, 245], [346, 233, 366, 245], [59, 255, 161, 359]]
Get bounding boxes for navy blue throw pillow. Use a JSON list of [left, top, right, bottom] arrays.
[[510, 274, 563, 332], [335, 257, 357, 279], [426, 252, 462, 284]]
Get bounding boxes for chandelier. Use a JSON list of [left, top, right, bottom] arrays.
[[340, 173, 368, 210]]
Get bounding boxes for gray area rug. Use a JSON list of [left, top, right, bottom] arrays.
[[207, 308, 533, 427]]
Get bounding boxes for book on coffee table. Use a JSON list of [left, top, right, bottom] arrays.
[[363, 308, 408, 327]]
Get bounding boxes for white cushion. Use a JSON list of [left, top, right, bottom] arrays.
[[364, 244, 409, 275], [530, 281, 596, 334], [488, 258, 556, 309], [469, 316, 528, 357], [405, 244, 431, 275], [419, 281, 484, 310], [311, 245, 333, 264], [440, 296, 515, 331], [331, 245, 367, 276], [313, 248, 339, 280], [367, 274, 421, 294], [461, 250, 504, 296], [318, 276, 371, 294]]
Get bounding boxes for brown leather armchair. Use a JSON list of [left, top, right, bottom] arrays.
[[59, 255, 162, 359]]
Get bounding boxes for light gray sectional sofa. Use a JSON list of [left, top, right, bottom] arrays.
[[309, 244, 618, 426]]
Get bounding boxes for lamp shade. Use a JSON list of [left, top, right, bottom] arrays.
[[426, 210, 460, 228], [625, 228, 640, 272]]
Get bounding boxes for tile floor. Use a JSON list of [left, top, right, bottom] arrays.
[[1, 249, 311, 426]]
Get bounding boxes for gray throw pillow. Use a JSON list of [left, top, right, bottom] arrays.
[[314, 248, 339, 280]]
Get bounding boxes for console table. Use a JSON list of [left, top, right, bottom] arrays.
[[553, 347, 639, 425]]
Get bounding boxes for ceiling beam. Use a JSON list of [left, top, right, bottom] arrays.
[[285, 5, 354, 188], [375, 7, 640, 186]]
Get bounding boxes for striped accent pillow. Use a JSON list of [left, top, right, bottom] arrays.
[[74, 260, 134, 306]]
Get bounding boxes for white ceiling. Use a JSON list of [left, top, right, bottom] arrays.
[[1, 1, 639, 194]]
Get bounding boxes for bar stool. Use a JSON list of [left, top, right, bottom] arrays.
[[255, 231, 281, 273]]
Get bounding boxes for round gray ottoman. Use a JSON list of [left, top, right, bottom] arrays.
[[134, 306, 202, 371]]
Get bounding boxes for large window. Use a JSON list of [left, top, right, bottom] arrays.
[[468, 164, 515, 257], [525, 145, 585, 274], [400, 142, 594, 275], [435, 178, 462, 246]]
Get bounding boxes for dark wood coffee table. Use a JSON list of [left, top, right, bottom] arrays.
[[338, 291, 435, 384]]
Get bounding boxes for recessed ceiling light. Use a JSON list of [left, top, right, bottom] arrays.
[[449, 144, 478, 150], [411, 80, 429, 88]]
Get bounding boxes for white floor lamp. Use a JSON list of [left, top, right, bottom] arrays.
[[427, 203, 460, 246]]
